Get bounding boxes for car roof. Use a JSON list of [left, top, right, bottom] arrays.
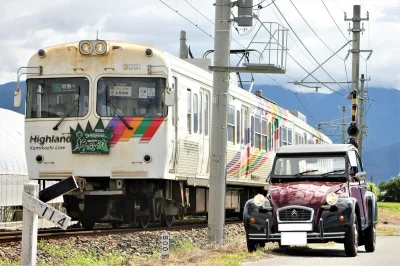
[[276, 144, 357, 155]]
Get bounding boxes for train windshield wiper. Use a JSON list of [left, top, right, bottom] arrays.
[[320, 170, 346, 177], [106, 99, 133, 130], [293, 170, 318, 178], [53, 100, 78, 130]]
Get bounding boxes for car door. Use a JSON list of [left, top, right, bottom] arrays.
[[348, 150, 367, 224], [356, 152, 368, 225]]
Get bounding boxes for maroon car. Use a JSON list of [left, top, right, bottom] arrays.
[[243, 144, 378, 257]]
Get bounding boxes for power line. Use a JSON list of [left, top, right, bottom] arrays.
[[272, 1, 348, 95], [159, 0, 213, 39], [321, 0, 349, 41], [290, 0, 344, 61], [0, 76, 16, 81], [163, 0, 322, 125], [184, 0, 214, 25]]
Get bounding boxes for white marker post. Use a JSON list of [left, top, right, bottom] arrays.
[[161, 231, 170, 259], [21, 182, 39, 266]]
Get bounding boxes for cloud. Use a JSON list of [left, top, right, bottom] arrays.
[[0, 0, 398, 92]]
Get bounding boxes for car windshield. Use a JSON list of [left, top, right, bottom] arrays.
[[273, 156, 346, 177]]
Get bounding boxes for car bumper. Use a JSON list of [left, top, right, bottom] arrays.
[[248, 218, 346, 242]]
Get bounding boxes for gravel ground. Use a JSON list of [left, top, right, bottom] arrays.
[[0, 224, 246, 264]]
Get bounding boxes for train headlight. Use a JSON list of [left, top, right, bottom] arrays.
[[326, 192, 339, 205], [253, 194, 266, 207], [95, 42, 106, 54], [80, 42, 93, 55]]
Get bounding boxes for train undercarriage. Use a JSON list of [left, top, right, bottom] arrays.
[[62, 177, 264, 229]]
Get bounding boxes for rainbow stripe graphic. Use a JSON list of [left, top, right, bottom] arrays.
[[227, 148, 268, 179], [106, 117, 165, 147]]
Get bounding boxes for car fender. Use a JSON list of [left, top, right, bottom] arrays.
[[340, 197, 358, 225], [365, 191, 378, 225]]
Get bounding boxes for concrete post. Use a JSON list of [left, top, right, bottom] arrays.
[[342, 106, 346, 144], [358, 74, 365, 160], [21, 182, 39, 266], [208, 0, 231, 246]]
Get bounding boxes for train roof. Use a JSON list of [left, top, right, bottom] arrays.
[[276, 144, 356, 154]]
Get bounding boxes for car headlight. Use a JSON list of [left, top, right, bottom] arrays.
[[253, 194, 266, 207], [326, 192, 339, 205]]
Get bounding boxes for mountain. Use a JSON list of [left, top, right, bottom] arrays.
[[1, 81, 399, 183], [0, 82, 25, 113]]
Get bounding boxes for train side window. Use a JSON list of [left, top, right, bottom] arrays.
[[194, 94, 198, 133], [199, 93, 203, 134], [187, 89, 191, 134], [255, 116, 261, 149], [243, 108, 248, 144], [268, 122, 272, 151], [262, 119, 267, 151], [205, 94, 209, 136], [172, 77, 177, 126], [251, 116, 254, 147], [227, 106, 235, 143], [237, 110, 241, 144], [287, 128, 292, 145]]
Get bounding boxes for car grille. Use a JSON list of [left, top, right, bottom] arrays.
[[278, 208, 312, 222]]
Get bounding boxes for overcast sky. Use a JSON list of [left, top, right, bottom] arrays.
[[0, 0, 397, 94]]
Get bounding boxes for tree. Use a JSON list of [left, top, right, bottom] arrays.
[[378, 174, 400, 202], [366, 182, 380, 198]]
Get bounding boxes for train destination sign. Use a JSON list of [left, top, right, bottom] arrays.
[[70, 118, 112, 154], [22, 192, 71, 230]]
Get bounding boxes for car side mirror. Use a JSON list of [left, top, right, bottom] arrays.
[[14, 88, 22, 108], [354, 171, 367, 181], [164, 87, 175, 106]]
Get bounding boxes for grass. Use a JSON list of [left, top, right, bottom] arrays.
[[376, 202, 400, 236], [128, 235, 274, 266], [378, 202, 400, 213], [1, 236, 274, 266], [378, 202, 400, 225]]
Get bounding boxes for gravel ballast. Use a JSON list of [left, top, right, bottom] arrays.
[[0, 224, 247, 264]]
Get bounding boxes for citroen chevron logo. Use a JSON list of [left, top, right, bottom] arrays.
[[291, 209, 298, 217]]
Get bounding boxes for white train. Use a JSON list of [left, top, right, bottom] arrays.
[[13, 38, 331, 229]]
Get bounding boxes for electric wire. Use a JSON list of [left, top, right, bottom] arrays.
[[162, 0, 322, 127], [272, 1, 348, 94], [289, 0, 344, 61], [159, 0, 214, 39], [184, 0, 214, 25], [0, 76, 16, 81]]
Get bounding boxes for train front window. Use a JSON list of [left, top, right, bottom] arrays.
[[97, 77, 167, 117], [26, 78, 89, 118]]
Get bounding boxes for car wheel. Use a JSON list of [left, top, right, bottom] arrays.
[[278, 241, 289, 248], [364, 222, 376, 252], [246, 235, 264, 252], [344, 213, 359, 257]]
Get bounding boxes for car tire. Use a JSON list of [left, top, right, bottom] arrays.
[[278, 241, 289, 248], [344, 213, 359, 257], [246, 235, 264, 252], [364, 222, 376, 252]]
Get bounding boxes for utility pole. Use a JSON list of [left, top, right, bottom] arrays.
[[345, 5, 371, 148], [208, 0, 232, 246], [358, 74, 365, 160], [342, 106, 346, 144]]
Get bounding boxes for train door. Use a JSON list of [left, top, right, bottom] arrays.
[[200, 89, 210, 175], [169, 76, 178, 171]]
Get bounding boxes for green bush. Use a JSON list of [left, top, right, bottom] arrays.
[[378, 174, 400, 202], [366, 182, 380, 198]]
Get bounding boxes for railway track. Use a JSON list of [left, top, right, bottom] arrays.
[[0, 219, 241, 243]]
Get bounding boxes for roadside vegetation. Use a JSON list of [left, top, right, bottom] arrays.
[[0, 235, 276, 266]]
